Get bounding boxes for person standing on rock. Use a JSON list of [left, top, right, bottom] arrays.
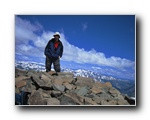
[[44, 32, 63, 74]]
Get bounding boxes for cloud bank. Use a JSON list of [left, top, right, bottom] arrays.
[[15, 16, 135, 71]]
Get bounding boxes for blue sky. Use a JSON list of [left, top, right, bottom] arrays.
[[15, 15, 135, 80]]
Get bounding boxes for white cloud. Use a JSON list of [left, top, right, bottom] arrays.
[[18, 44, 33, 52], [15, 16, 39, 45], [60, 37, 134, 69], [15, 16, 135, 71]]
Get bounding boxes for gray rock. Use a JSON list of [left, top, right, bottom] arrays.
[[27, 71, 52, 88], [75, 76, 94, 88], [52, 80, 63, 86], [15, 80, 26, 88], [76, 86, 89, 96], [97, 93, 113, 100], [109, 88, 121, 94], [124, 95, 135, 105], [15, 76, 30, 83], [91, 86, 102, 94], [101, 82, 113, 92], [43, 72, 54, 79], [116, 94, 124, 100], [100, 100, 107, 105], [59, 92, 84, 105], [110, 93, 118, 97], [21, 80, 36, 93], [15, 68, 131, 106], [40, 74, 52, 83], [47, 98, 60, 105], [28, 90, 46, 105], [42, 90, 51, 98], [104, 82, 112, 88], [101, 100, 117, 105], [52, 73, 74, 84], [84, 97, 97, 105], [93, 81, 103, 88], [53, 84, 65, 92], [63, 83, 73, 90], [65, 90, 70, 94], [117, 99, 130, 105], [92, 97, 102, 104], [59, 94, 78, 105], [15, 68, 27, 77], [85, 93, 99, 98], [51, 91, 62, 97], [58, 72, 74, 78]]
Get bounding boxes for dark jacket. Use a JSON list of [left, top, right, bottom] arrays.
[[44, 38, 63, 59]]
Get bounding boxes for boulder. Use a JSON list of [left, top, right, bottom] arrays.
[[21, 80, 36, 93], [58, 72, 74, 78], [91, 86, 102, 94], [47, 98, 60, 105], [27, 71, 49, 85], [101, 100, 117, 105], [15, 81, 26, 88], [124, 95, 135, 105], [116, 94, 124, 100], [40, 74, 51, 83], [15, 76, 30, 83], [84, 97, 97, 105], [92, 97, 102, 104], [117, 99, 130, 105], [28, 89, 46, 105], [100, 100, 107, 105], [27, 71, 45, 86], [75, 76, 94, 88], [63, 83, 73, 90], [30, 76, 53, 90], [94, 81, 103, 88], [52, 75, 74, 84], [53, 84, 65, 92], [42, 90, 51, 98], [15, 68, 27, 77], [109, 88, 121, 94], [76, 86, 89, 96], [15, 68, 133, 106], [52, 79, 63, 85], [104, 82, 112, 88], [59, 92, 84, 105], [86, 93, 99, 99], [51, 91, 62, 97], [97, 93, 113, 100]]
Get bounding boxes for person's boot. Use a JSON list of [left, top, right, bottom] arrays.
[[52, 72, 58, 76]]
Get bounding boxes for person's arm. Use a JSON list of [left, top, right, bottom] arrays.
[[44, 40, 55, 58], [44, 41, 50, 56], [59, 42, 63, 58]]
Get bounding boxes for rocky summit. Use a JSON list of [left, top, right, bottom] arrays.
[[15, 68, 135, 106]]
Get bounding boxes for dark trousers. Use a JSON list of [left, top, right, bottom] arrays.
[[45, 56, 61, 72]]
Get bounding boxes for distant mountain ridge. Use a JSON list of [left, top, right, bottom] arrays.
[[15, 61, 135, 97], [15, 61, 118, 81], [15, 54, 135, 80]]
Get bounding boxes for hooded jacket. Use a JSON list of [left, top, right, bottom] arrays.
[[44, 38, 63, 59]]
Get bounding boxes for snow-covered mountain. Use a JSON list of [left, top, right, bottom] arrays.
[[15, 61, 117, 81], [15, 61, 45, 71], [15, 61, 135, 97]]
